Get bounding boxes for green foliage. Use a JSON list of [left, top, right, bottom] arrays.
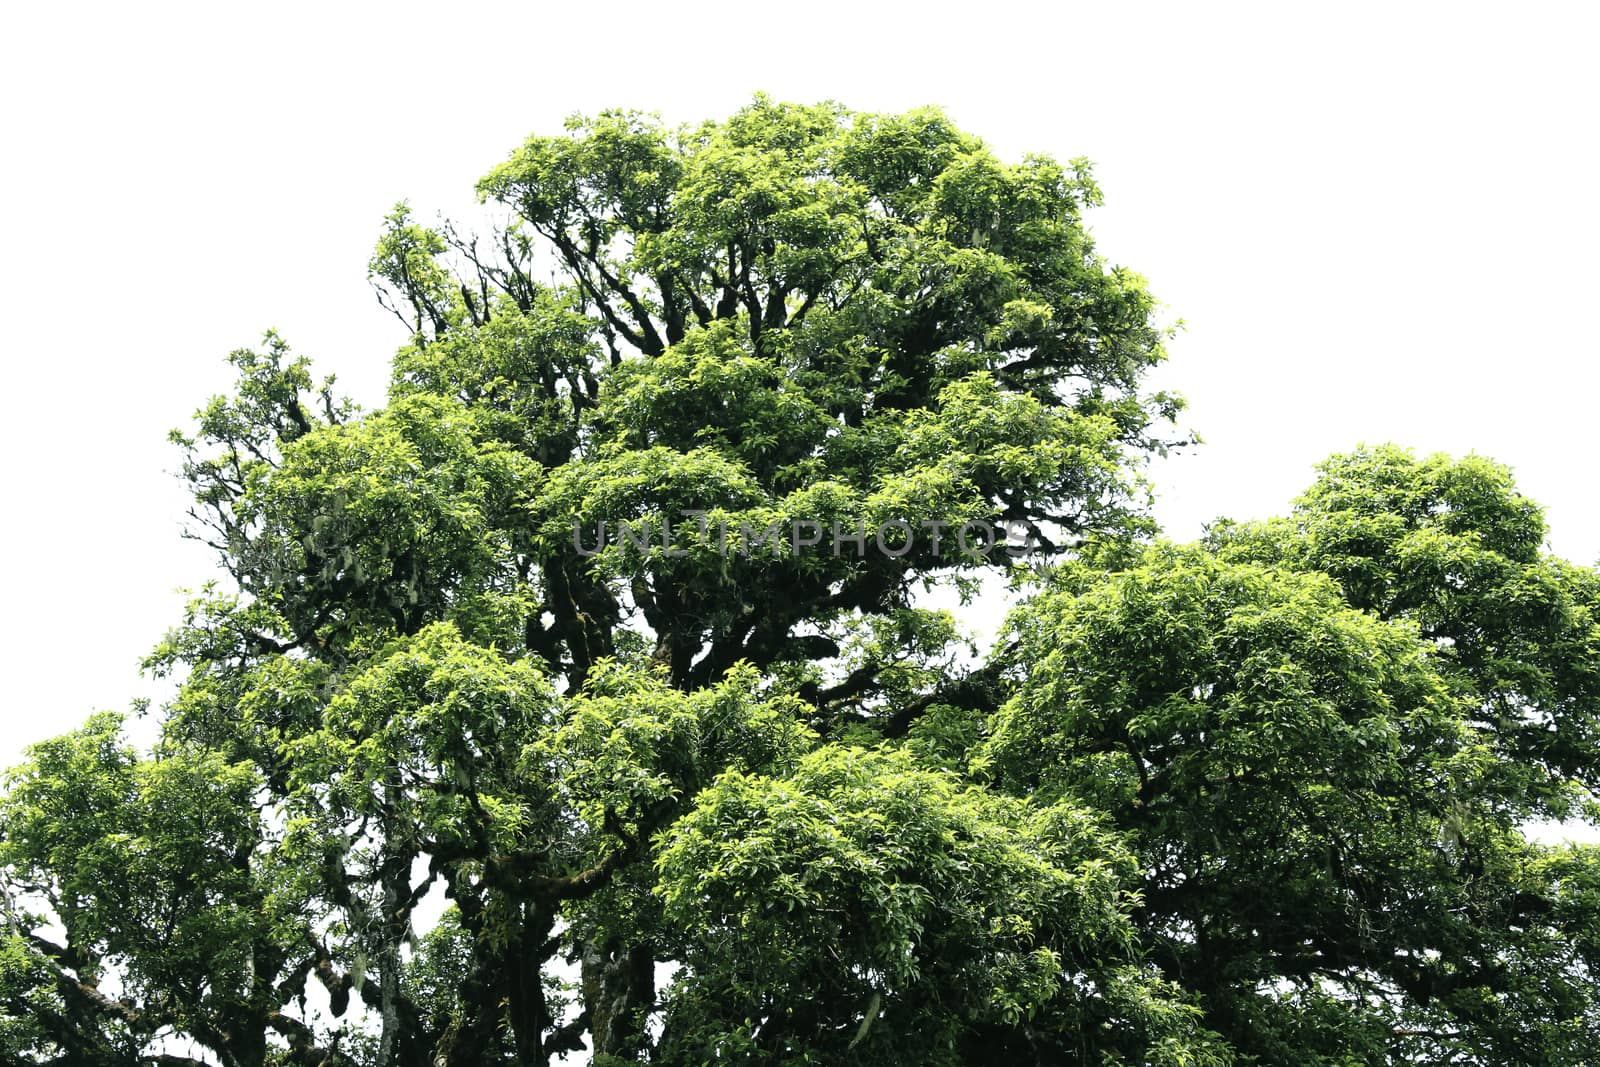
[[1210, 445, 1600, 817], [0, 713, 329, 1065], [653, 745, 1228, 1065], [3, 101, 1596, 1067], [979, 455, 1600, 1063]]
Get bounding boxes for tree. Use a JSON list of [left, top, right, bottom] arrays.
[[1, 97, 1596, 1065], [983, 447, 1600, 1063]]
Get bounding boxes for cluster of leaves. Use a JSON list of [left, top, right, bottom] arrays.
[[982, 446, 1600, 1063], [2, 94, 1597, 1066]]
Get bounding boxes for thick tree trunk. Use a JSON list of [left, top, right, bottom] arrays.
[[581, 938, 656, 1061], [507, 903, 558, 1066]]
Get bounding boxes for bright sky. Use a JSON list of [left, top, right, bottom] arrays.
[[1, 1, 1596, 766]]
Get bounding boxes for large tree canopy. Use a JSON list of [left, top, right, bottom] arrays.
[[3, 98, 1597, 1066]]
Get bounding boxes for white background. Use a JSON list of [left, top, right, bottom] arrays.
[[1, 0, 1596, 767]]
